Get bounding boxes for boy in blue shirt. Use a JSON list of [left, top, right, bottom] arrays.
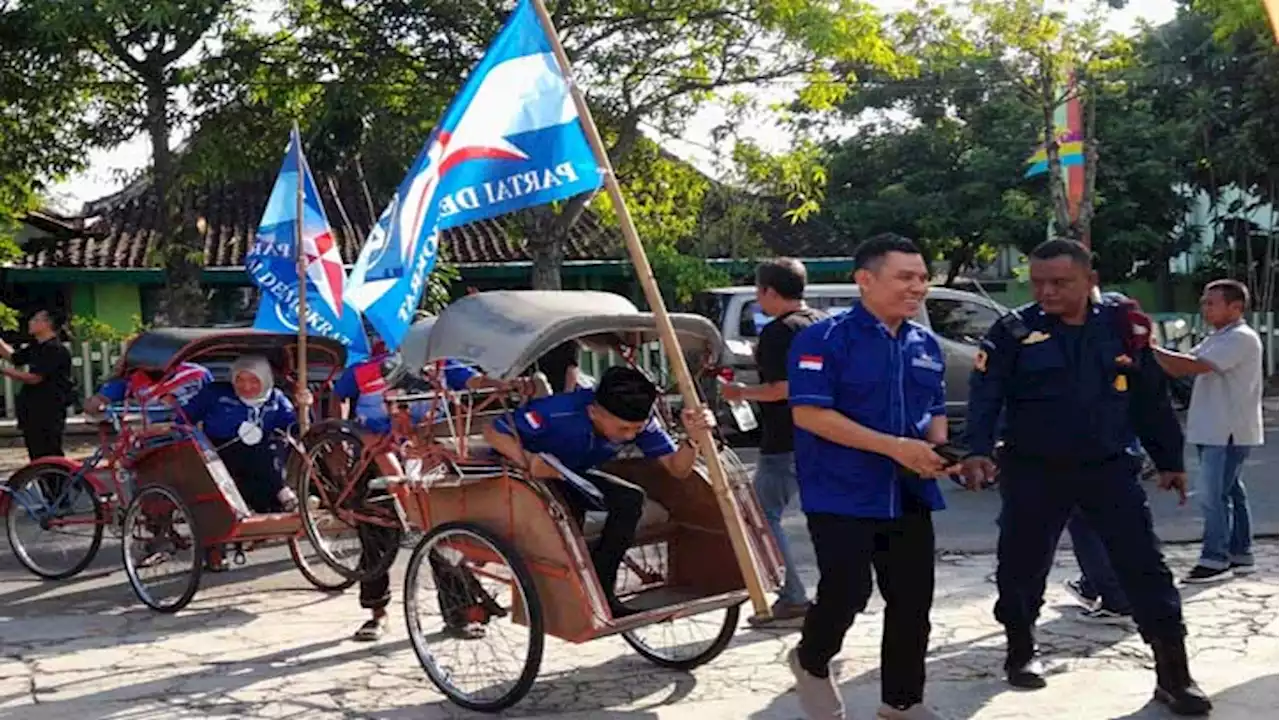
[[483, 366, 713, 618]]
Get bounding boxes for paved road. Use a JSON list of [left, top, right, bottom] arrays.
[[1, 537, 1275, 719]]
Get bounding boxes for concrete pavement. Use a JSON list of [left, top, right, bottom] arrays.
[[0, 535, 1275, 719]]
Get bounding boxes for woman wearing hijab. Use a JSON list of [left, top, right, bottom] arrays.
[[179, 355, 299, 513]]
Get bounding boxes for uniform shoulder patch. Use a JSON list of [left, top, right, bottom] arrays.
[[523, 409, 546, 430]]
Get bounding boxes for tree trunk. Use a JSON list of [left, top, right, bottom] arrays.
[[527, 114, 640, 290], [1041, 61, 1071, 238], [149, 83, 206, 326], [1077, 80, 1099, 249]]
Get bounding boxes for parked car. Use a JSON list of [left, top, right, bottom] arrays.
[[691, 284, 1009, 447]]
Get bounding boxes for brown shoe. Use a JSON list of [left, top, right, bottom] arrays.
[[749, 599, 811, 628]]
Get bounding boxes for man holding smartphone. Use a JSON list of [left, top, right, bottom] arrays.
[[784, 235, 954, 720]]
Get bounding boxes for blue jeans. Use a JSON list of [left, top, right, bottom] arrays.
[[1196, 443, 1254, 570], [754, 452, 808, 605], [1068, 511, 1131, 613]]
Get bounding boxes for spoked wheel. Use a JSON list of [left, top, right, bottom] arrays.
[[404, 522, 543, 713], [621, 603, 741, 670], [295, 423, 397, 581], [288, 535, 357, 592], [121, 485, 202, 613], [4, 464, 105, 580]]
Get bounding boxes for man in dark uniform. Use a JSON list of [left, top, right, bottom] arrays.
[[961, 239, 1210, 715], [0, 310, 73, 459]]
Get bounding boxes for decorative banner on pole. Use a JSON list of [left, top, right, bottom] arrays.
[[1024, 71, 1086, 242], [248, 127, 370, 363], [346, 0, 603, 350]]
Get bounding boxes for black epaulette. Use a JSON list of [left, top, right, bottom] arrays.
[[996, 305, 1034, 344]]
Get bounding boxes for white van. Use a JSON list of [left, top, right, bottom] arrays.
[[691, 284, 1009, 440]]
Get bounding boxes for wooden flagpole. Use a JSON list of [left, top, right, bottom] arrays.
[[292, 121, 310, 433], [527, 0, 771, 617]]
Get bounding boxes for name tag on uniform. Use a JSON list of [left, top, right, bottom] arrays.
[[910, 354, 943, 372], [1021, 331, 1052, 345]]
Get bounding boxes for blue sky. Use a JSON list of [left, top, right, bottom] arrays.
[[50, 0, 1180, 212]]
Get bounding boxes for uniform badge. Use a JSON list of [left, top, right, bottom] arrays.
[[1021, 331, 1052, 345], [1113, 375, 1128, 392], [797, 354, 824, 371], [1115, 354, 1134, 367], [524, 410, 544, 430], [974, 350, 988, 373]]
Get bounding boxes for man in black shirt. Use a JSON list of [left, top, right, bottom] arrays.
[[722, 258, 824, 627], [1, 309, 73, 460]]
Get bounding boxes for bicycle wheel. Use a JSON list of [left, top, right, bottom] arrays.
[[288, 534, 357, 592], [296, 423, 397, 581], [621, 603, 740, 670], [121, 485, 202, 613], [404, 522, 543, 713], [4, 464, 105, 580]]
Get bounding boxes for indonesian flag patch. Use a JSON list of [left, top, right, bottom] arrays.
[[797, 354, 824, 371], [524, 410, 544, 430]]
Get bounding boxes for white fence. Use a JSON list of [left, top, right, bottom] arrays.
[[1, 340, 131, 418]]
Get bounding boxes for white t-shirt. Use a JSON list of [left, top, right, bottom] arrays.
[[1185, 320, 1264, 447]]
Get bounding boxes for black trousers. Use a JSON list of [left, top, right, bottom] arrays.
[[995, 454, 1184, 643], [216, 442, 285, 514], [796, 504, 936, 709], [18, 403, 66, 460], [563, 469, 646, 601], [357, 524, 488, 628]]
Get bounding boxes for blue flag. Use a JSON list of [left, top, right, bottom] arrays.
[[248, 128, 370, 363], [345, 0, 603, 350]]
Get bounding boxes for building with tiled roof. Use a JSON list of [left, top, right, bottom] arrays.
[[6, 158, 861, 332]]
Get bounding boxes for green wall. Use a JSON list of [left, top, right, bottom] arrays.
[[94, 284, 142, 331], [987, 278, 1203, 314]]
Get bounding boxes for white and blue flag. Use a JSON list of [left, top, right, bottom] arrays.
[[346, 0, 603, 349], [248, 128, 371, 363]]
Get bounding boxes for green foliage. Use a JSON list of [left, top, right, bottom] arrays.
[[0, 303, 19, 332], [420, 263, 461, 315], [70, 314, 127, 344]]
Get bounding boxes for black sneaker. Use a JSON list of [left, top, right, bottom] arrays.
[[1062, 578, 1101, 610], [1231, 562, 1256, 576], [1075, 606, 1134, 627], [1182, 565, 1232, 584]]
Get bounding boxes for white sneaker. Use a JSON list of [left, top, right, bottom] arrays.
[[1062, 578, 1102, 611], [277, 487, 299, 512], [877, 703, 943, 720], [787, 647, 845, 719]]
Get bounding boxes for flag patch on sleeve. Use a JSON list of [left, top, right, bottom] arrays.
[[797, 355, 824, 371], [524, 410, 544, 430]]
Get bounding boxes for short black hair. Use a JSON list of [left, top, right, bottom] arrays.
[[594, 366, 659, 422], [755, 258, 807, 300], [1029, 238, 1093, 268], [853, 233, 923, 272], [1205, 279, 1250, 309]]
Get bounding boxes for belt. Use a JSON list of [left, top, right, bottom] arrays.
[[1001, 448, 1130, 469]]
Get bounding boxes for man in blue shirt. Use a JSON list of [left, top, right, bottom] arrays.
[[785, 235, 956, 720], [483, 365, 713, 618]]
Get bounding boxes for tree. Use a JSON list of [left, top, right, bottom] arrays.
[[963, 0, 1132, 247], [25, 0, 251, 325]]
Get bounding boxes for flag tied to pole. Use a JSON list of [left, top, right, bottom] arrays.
[[345, 0, 603, 350], [248, 127, 371, 363]]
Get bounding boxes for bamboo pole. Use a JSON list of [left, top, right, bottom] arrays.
[[293, 122, 310, 433], [528, 0, 771, 617]]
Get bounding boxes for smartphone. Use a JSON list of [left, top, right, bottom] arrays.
[[933, 443, 968, 465]]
